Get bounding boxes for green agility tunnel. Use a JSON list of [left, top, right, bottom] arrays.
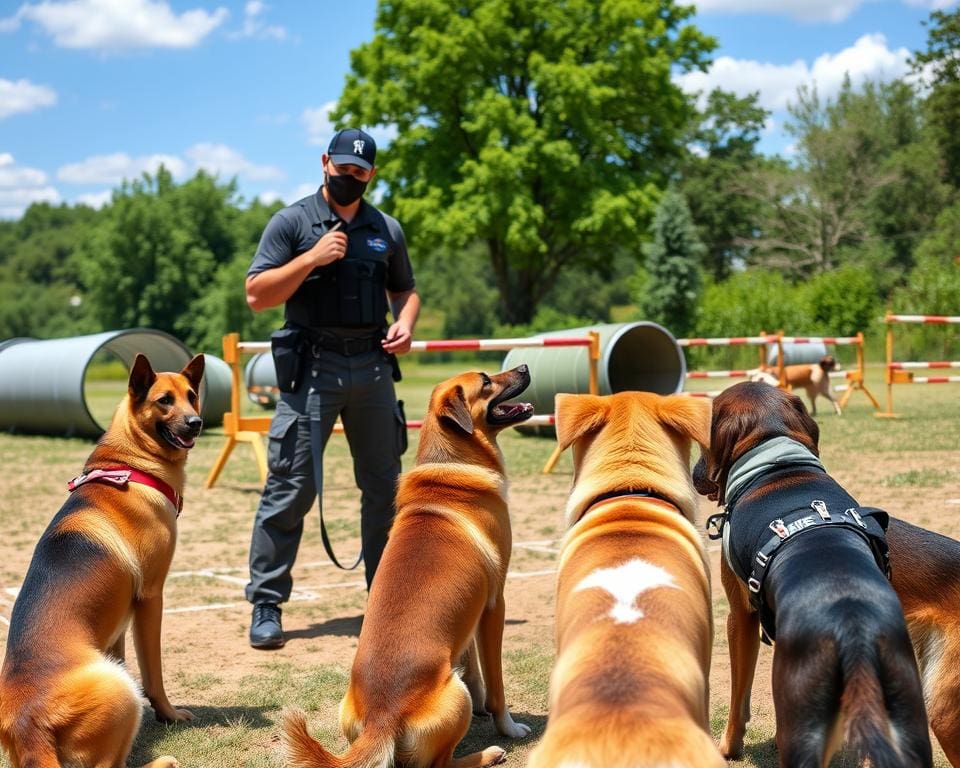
[[0, 329, 231, 438], [501, 321, 686, 417]]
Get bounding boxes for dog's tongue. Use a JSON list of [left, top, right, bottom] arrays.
[[496, 403, 534, 420], [175, 434, 196, 449]]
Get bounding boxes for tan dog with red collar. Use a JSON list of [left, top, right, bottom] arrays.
[[0, 353, 204, 768], [526, 392, 723, 768]]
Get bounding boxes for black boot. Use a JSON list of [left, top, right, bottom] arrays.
[[250, 602, 285, 649]]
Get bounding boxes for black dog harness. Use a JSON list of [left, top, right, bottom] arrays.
[[707, 457, 890, 644]]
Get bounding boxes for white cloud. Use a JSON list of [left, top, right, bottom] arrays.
[[903, 0, 958, 8], [76, 189, 113, 208], [0, 78, 57, 119], [302, 102, 337, 147], [228, 0, 285, 40], [185, 142, 284, 181], [2, 0, 228, 50], [677, 34, 912, 112], [57, 152, 186, 184], [0, 154, 59, 218]]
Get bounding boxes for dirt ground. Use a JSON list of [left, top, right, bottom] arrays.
[[0, 383, 957, 766]]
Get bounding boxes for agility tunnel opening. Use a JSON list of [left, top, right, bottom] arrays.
[[501, 322, 686, 419], [0, 330, 231, 438]]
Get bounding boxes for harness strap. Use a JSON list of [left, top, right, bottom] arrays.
[[67, 466, 183, 516]]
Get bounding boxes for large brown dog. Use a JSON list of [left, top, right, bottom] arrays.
[[284, 365, 534, 768], [695, 382, 931, 767], [0, 353, 204, 768], [526, 392, 724, 768]]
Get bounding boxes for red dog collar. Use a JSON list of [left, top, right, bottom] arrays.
[[68, 466, 183, 516]]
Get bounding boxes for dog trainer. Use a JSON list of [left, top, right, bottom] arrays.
[[244, 128, 420, 649]]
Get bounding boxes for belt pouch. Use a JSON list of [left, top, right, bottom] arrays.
[[270, 327, 304, 393]]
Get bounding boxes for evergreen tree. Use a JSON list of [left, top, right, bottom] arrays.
[[637, 189, 703, 337]]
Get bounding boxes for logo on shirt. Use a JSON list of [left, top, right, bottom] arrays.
[[367, 237, 388, 252]]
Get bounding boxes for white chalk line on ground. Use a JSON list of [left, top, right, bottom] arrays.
[[0, 537, 566, 624]]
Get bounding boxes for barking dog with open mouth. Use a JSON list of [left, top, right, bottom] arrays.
[[694, 381, 930, 767], [526, 392, 724, 768], [283, 365, 534, 768], [0, 353, 205, 768]]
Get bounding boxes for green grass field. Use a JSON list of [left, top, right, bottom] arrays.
[[0, 360, 957, 767]]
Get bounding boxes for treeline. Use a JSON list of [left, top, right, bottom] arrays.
[[0, 3, 958, 366]]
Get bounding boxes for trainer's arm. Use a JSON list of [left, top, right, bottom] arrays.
[[382, 288, 420, 355], [246, 228, 348, 311]]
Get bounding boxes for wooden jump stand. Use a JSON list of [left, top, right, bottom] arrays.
[[766, 331, 879, 413], [205, 332, 271, 489], [876, 313, 960, 418]]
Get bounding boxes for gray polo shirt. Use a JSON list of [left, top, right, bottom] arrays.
[[248, 187, 415, 294]]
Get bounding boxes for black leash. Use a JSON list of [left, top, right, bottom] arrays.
[[307, 389, 362, 571]]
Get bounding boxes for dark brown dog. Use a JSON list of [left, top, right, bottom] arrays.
[[694, 381, 930, 767], [283, 365, 534, 768], [0, 353, 204, 768]]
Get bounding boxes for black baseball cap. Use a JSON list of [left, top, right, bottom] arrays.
[[328, 128, 376, 171]]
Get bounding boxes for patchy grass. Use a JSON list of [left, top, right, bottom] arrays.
[[0, 361, 956, 767]]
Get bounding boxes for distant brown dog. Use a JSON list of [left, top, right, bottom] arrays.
[[753, 355, 842, 416], [526, 392, 723, 768], [0, 353, 205, 768], [283, 365, 534, 768]]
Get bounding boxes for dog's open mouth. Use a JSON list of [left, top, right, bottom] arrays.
[[488, 372, 534, 425], [158, 423, 197, 450]]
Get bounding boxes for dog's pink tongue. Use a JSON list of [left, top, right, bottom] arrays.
[[176, 435, 196, 449]]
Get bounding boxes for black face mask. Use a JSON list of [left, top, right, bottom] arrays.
[[325, 171, 368, 206]]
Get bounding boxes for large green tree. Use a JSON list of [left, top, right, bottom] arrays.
[[679, 89, 768, 281], [635, 188, 703, 336], [336, 0, 715, 324]]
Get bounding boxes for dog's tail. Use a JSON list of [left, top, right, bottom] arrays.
[[282, 709, 394, 768], [839, 614, 931, 768]]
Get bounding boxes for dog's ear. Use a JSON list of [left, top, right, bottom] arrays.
[[128, 354, 156, 403], [181, 354, 205, 393], [554, 393, 608, 452], [786, 390, 820, 453], [657, 395, 712, 452], [438, 385, 473, 435]]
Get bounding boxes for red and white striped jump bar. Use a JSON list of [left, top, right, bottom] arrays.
[[889, 361, 960, 369], [909, 376, 960, 384], [677, 336, 776, 347], [236, 336, 594, 356], [409, 336, 592, 352], [686, 369, 757, 379], [778, 336, 860, 345], [887, 314, 960, 324]]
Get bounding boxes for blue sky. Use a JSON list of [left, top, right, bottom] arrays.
[[0, 0, 954, 219]]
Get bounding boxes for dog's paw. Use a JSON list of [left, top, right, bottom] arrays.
[[718, 735, 743, 759], [481, 746, 507, 766], [495, 713, 531, 739]]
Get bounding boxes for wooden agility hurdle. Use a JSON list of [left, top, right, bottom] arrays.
[[877, 313, 960, 418], [205, 331, 601, 488]]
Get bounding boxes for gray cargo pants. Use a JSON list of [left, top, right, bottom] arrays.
[[245, 347, 405, 602]]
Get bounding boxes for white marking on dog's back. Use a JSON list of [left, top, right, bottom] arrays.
[[574, 558, 678, 624]]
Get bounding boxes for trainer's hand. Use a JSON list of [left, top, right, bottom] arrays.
[[155, 706, 195, 723], [306, 223, 347, 268], [382, 320, 413, 355]]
